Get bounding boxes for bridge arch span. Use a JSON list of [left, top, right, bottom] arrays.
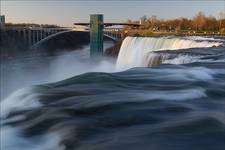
[[31, 30, 119, 50], [32, 30, 74, 48]]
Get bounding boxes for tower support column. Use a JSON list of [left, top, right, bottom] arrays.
[[90, 14, 104, 58]]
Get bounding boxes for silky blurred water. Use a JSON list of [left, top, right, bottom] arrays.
[[1, 36, 225, 150]]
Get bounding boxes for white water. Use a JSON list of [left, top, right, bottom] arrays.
[[183, 36, 225, 42], [1, 43, 116, 150], [0, 87, 42, 118], [1, 36, 224, 150], [116, 36, 222, 70], [1, 126, 65, 150], [0, 43, 116, 100]]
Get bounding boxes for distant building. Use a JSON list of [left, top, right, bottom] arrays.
[[0, 15, 6, 30]]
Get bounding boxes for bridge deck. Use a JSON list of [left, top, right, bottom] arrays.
[[74, 23, 141, 27]]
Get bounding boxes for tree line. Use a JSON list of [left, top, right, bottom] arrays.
[[125, 12, 225, 34]]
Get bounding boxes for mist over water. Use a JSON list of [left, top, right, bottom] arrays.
[[1, 36, 225, 150], [0, 42, 115, 100]]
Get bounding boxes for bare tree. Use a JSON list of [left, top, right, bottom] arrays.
[[193, 12, 206, 31], [218, 11, 225, 30]]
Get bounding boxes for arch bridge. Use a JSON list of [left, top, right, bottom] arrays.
[[3, 18, 140, 51], [3, 27, 73, 48], [4, 26, 126, 49]]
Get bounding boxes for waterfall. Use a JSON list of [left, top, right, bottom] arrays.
[[116, 36, 222, 69]]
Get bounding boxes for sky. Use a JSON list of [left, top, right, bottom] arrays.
[[1, 0, 225, 27]]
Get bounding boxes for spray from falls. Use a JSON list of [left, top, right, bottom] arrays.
[[116, 36, 222, 69]]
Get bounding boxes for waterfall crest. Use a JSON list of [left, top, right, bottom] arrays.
[[116, 36, 222, 69]]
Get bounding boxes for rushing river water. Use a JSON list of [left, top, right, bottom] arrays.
[[1, 36, 225, 150]]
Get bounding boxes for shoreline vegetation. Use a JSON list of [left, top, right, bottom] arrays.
[[123, 11, 225, 36]]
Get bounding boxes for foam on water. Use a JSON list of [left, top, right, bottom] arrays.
[[183, 36, 225, 42], [1, 126, 65, 150], [150, 66, 217, 81], [0, 87, 42, 118], [162, 55, 202, 65], [141, 88, 206, 101], [116, 36, 223, 70]]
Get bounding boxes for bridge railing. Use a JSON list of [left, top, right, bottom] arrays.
[[104, 28, 124, 40], [3, 27, 72, 48]]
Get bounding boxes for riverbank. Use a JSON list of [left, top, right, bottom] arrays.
[[123, 30, 225, 37]]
